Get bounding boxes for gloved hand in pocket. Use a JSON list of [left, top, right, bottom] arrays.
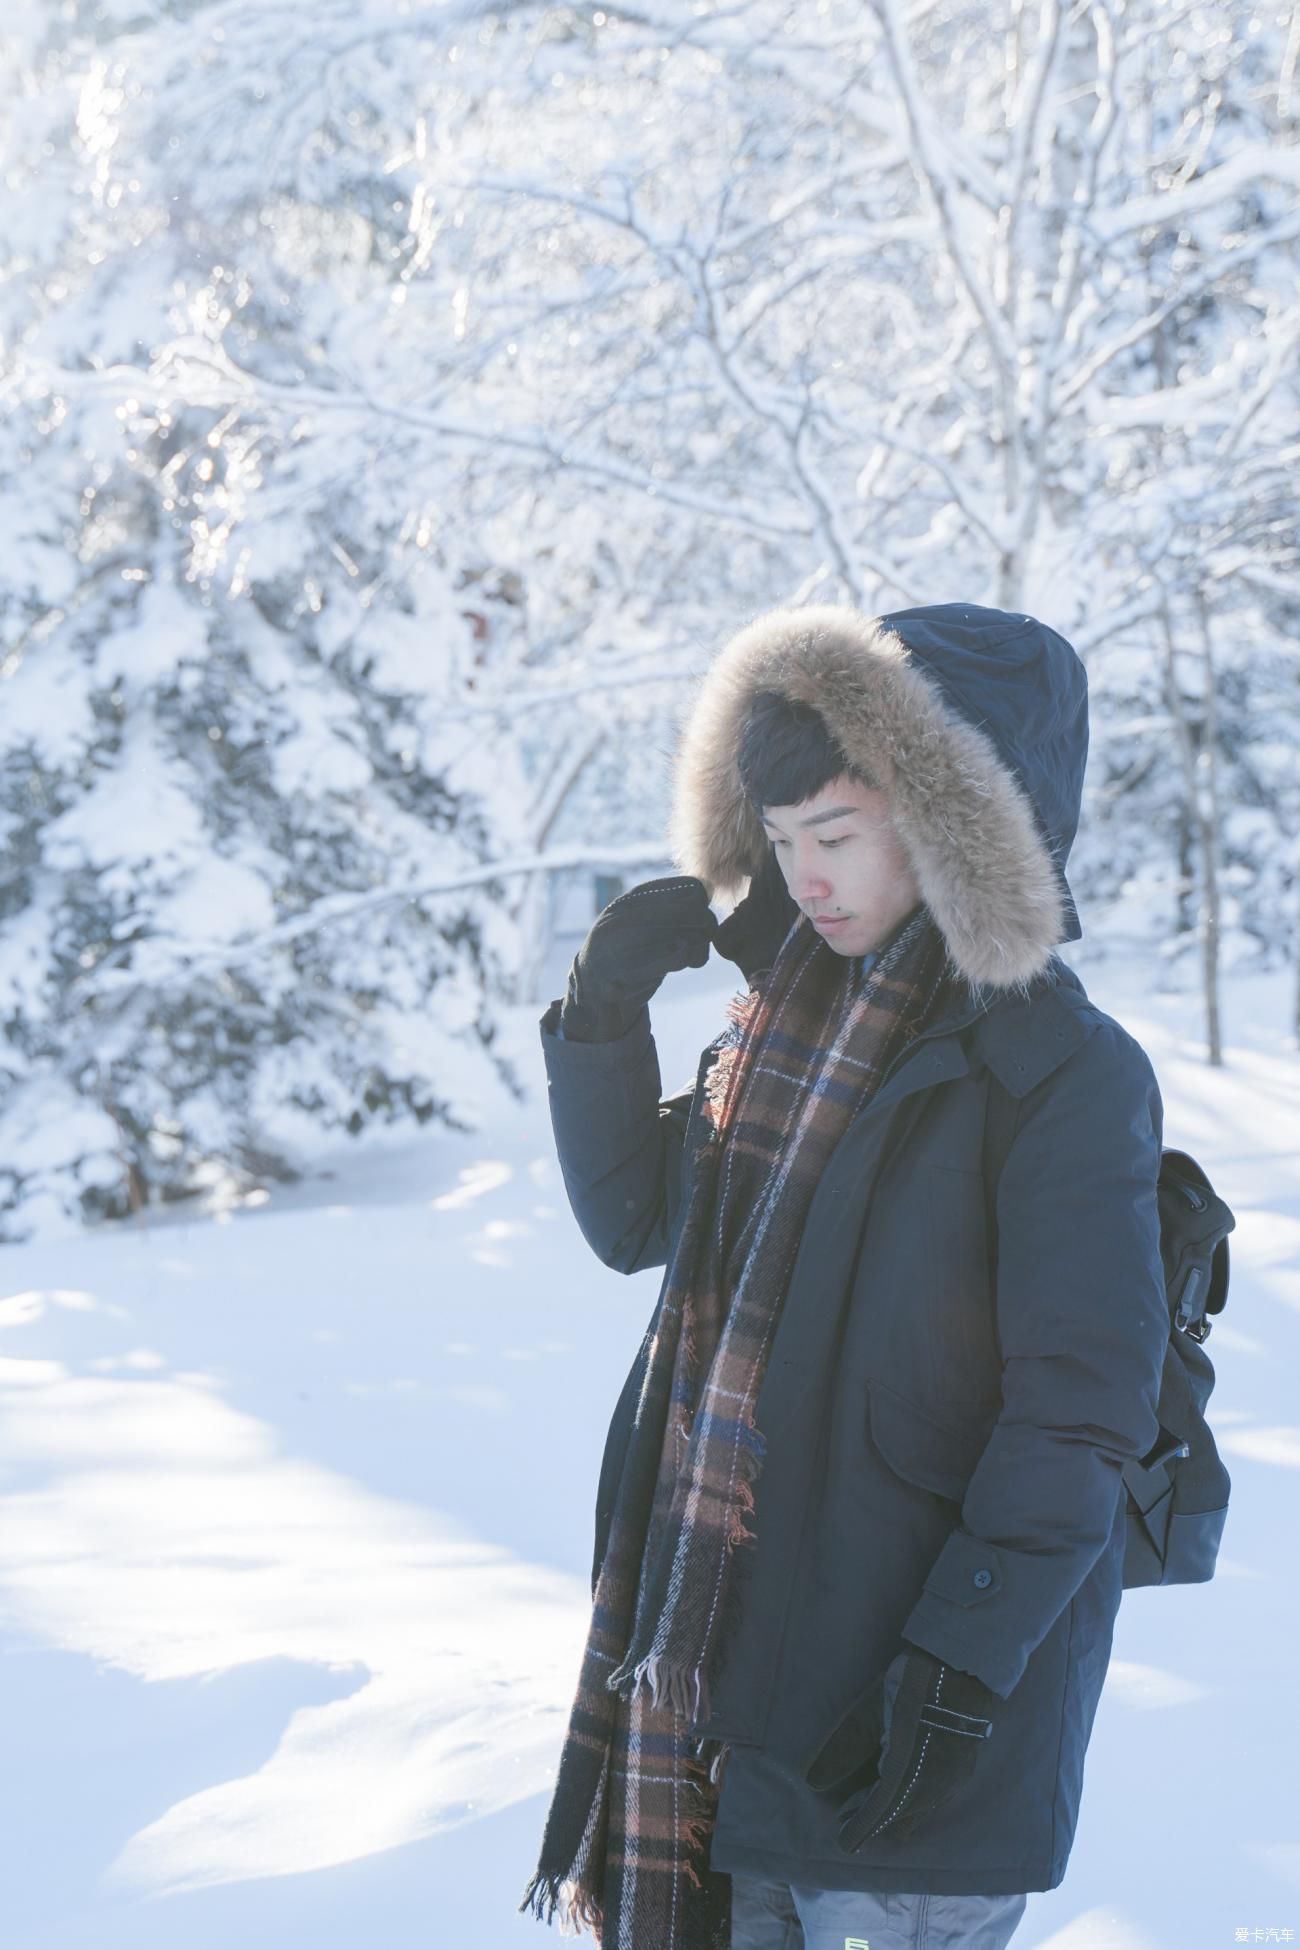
[[803, 1642, 995, 1853], [561, 875, 717, 1043]]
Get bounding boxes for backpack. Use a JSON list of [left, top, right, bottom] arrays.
[[982, 1078, 1235, 1589]]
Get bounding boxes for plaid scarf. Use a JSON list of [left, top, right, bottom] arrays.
[[520, 900, 957, 1948]]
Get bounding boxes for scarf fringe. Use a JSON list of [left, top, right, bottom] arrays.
[[727, 1408, 764, 1551], [518, 1869, 605, 1940], [604, 1420, 765, 1721], [604, 1647, 699, 1718]]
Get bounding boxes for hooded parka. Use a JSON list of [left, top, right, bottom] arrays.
[[538, 603, 1168, 1897]]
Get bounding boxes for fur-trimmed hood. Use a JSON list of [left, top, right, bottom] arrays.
[[667, 601, 1088, 994]]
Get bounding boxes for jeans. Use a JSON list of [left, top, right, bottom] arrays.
[[729, 1873, 1029, 1950]]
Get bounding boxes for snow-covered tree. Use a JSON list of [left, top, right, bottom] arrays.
[[1, 5, 536, 1239], [5, 0, 1299, 1237]]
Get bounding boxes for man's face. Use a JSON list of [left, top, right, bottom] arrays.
[[760, 773, 922, 958]]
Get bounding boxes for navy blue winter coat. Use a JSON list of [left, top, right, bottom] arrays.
[[539, 604, 1168, 1895]]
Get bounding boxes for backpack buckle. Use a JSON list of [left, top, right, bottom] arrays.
[[1138, 1424, 1192, 1472], [1173, 1263, 1211, 1340]]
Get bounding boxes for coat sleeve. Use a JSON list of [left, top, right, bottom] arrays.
[[539, 995, 692, 1275], [899, 1017, 1168, 1699]]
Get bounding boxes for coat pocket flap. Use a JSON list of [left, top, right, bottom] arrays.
[[865, 1382, 997, 1503]]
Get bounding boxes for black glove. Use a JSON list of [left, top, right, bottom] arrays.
[[711, 845, 801, 987], [804, 1643, 995, 1852], [560, 875, 717, 1043]]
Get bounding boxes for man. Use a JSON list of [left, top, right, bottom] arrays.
[[520, 603, 1168, 1950]]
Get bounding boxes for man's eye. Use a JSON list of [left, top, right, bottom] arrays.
[[771, 837, 847, 849]]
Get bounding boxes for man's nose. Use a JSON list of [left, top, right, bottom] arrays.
[[788, 859, 833, 902]]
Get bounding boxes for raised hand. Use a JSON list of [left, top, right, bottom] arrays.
[[561, 875, 718, 1043]]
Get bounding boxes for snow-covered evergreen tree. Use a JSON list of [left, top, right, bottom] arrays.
[[1, 5, 533, 1240]]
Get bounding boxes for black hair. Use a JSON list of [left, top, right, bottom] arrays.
[[737, 689, 877, 814]]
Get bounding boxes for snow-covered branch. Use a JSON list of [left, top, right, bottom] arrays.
[[1091, 143, 1300, 243], [69, 842, 684, 1009]]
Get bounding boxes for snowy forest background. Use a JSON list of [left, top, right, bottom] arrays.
[[3, 8, 1300, 1947], [3, 0, 1299, 1243]]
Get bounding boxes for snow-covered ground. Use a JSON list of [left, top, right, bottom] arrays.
[[1, 935, 1297, 1950]]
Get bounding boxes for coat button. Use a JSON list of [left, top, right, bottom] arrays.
[[973, 1569, 993, 1589]]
